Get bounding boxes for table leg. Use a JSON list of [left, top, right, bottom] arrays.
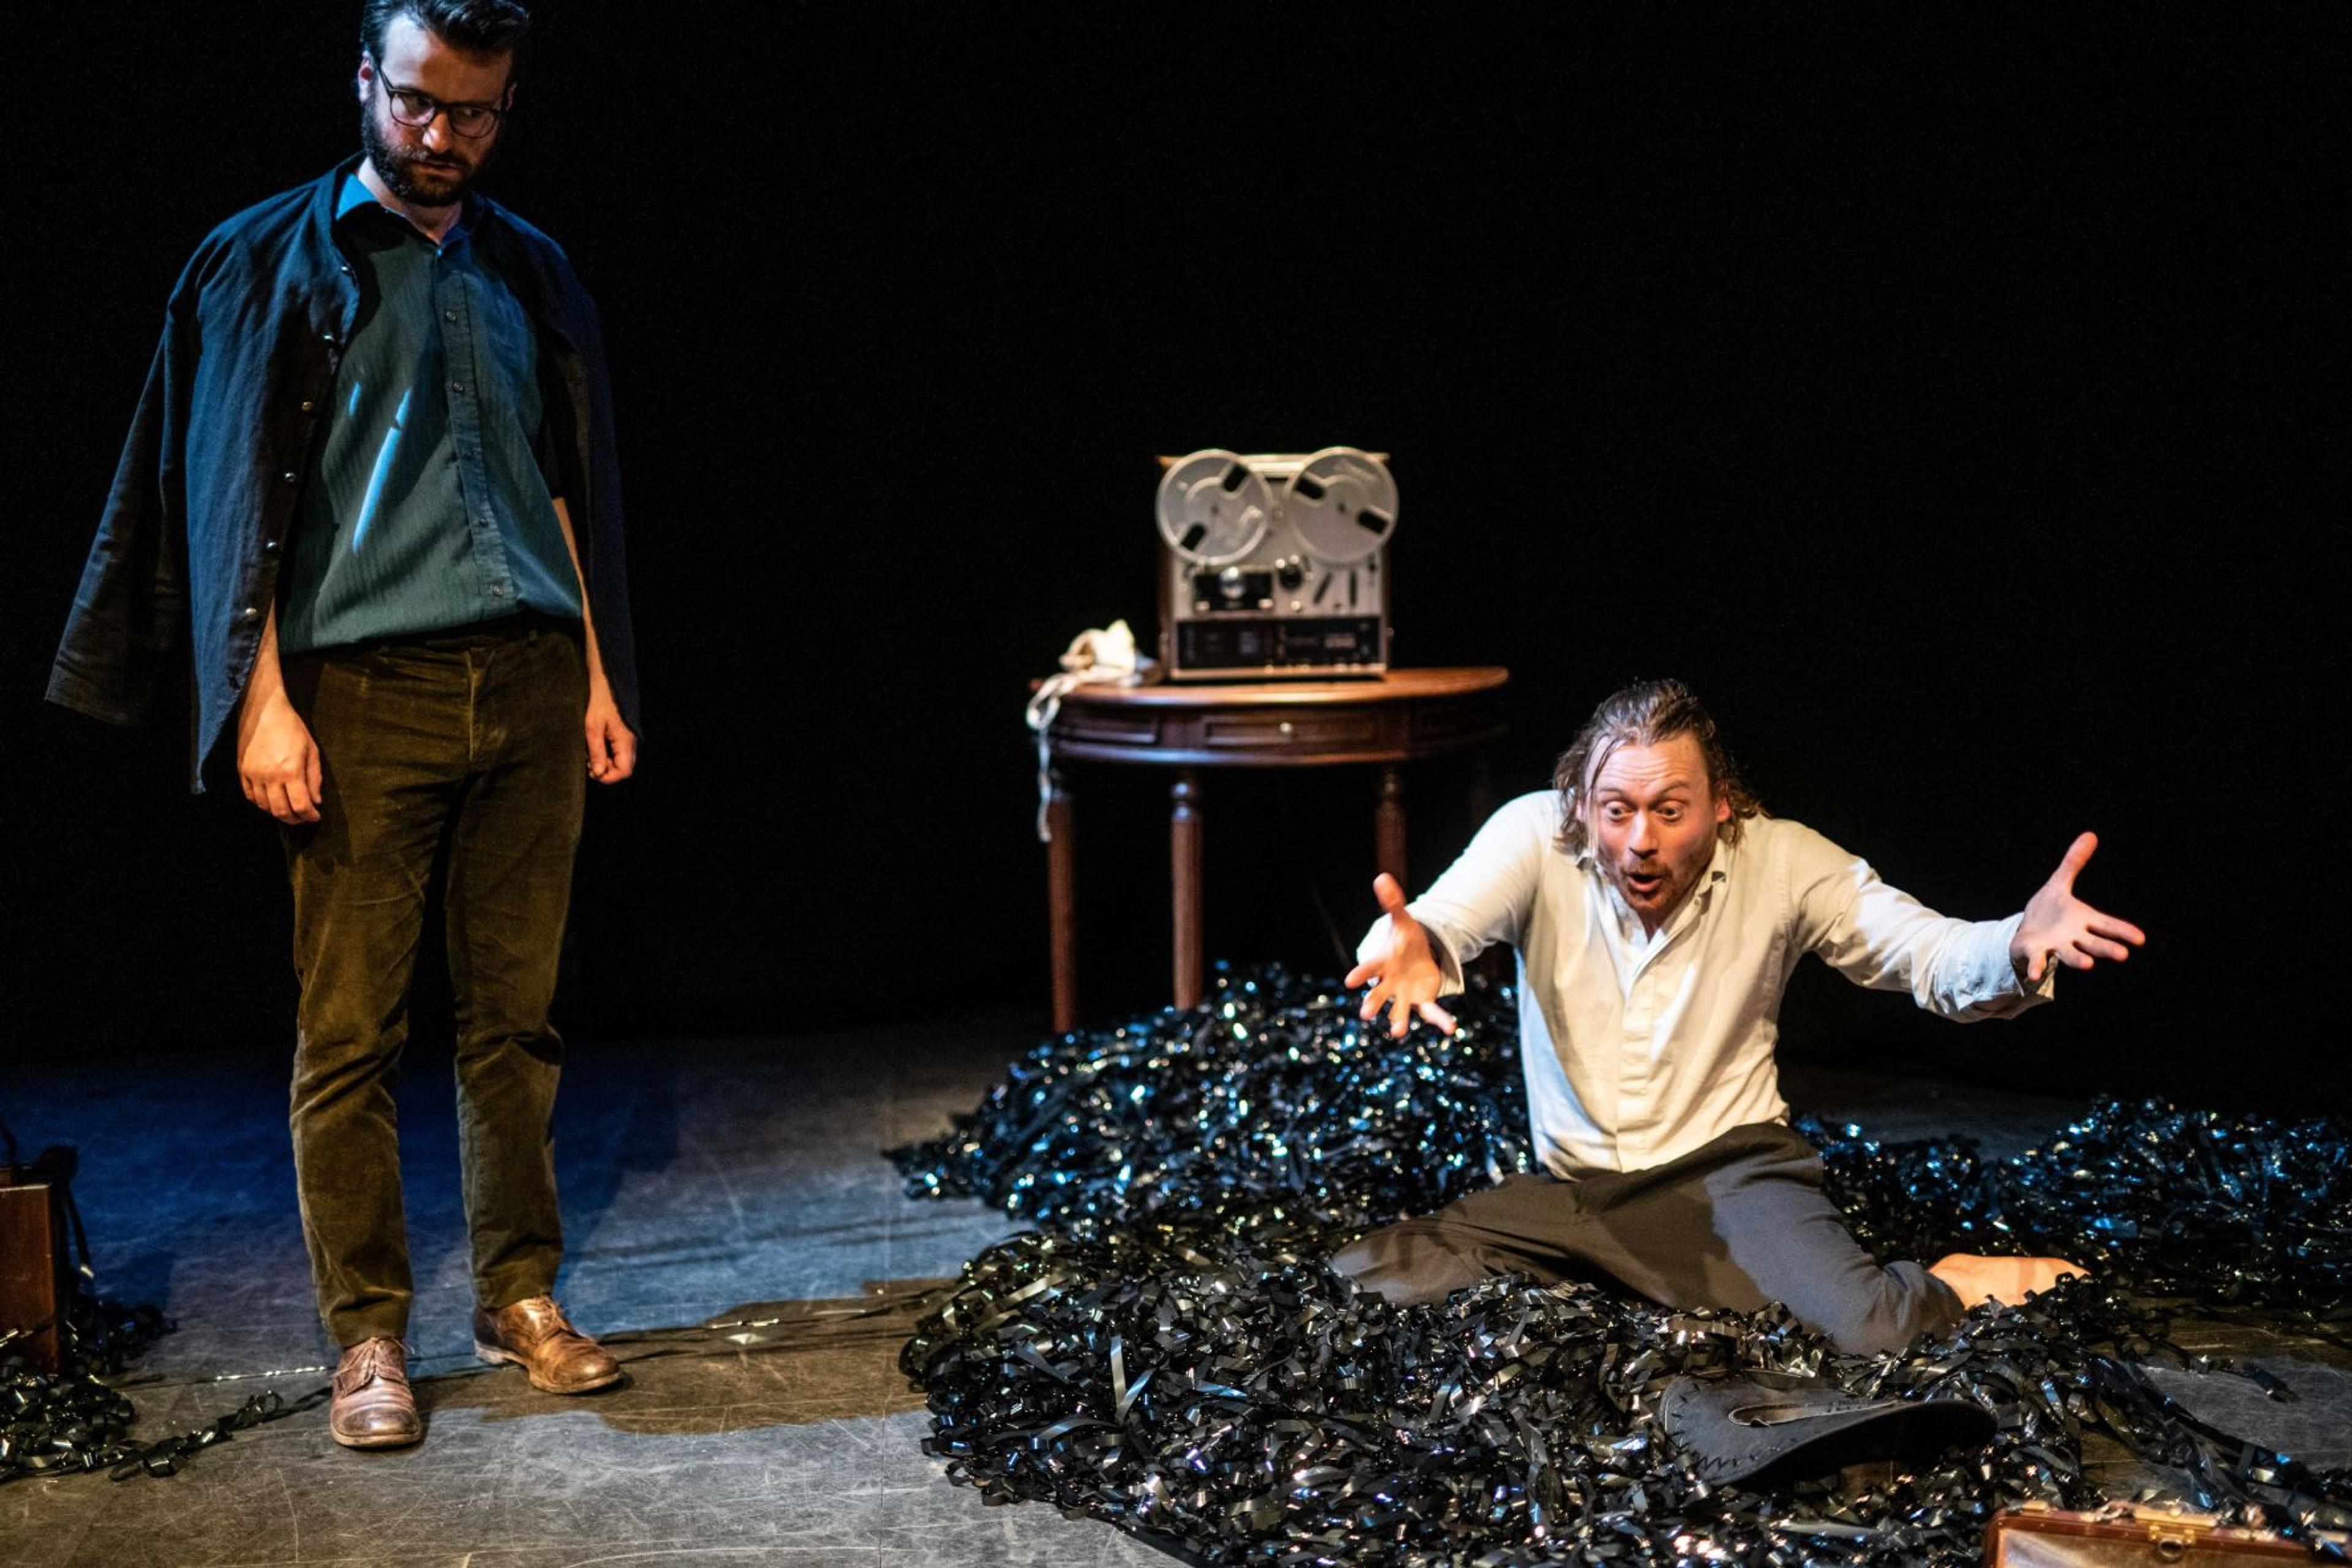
[[1047, 766, 1079, 1033], [1376, 763, 1407, 883], [1171, 771, 1204, 1009]]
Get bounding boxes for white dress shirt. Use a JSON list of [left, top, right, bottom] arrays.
[[1361, 793, 2051, 1177]]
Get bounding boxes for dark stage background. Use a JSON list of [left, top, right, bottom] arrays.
[[12, 7, 2340, 1101]]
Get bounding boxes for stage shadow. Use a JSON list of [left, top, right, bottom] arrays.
[[412, 1280, 955, 1436]]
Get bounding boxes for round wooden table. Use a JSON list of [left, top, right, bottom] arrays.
[[1039, 666, 1509, 1030]]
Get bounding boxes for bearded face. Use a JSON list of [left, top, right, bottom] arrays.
[[360, 95, 491, 206], [357, 16, 512, 210]]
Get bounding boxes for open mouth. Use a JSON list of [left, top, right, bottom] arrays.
[[1624, 869, 1666, 899]]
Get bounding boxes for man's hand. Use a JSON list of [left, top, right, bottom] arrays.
[[1344, 873, 1458, 1038], [236, 687, 323, 824], [549, 497, 635, 785], [584, 685, 636, 783], [2011, 832, 2146, 985]]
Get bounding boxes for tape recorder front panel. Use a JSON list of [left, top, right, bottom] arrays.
[[1154, 448, 1396, 680]]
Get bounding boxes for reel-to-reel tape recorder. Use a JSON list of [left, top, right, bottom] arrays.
[[1154, 447, 1398, 680]]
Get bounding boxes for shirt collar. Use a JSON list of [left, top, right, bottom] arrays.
[[335, 168, 474, 246], [334, 170, 377, 222]]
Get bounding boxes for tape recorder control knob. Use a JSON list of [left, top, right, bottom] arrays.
[[1276, 559, 1305, 592], [1217, 567, 1249, 601]]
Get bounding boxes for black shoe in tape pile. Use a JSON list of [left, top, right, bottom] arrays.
[[891, 964, 2352, 1567]]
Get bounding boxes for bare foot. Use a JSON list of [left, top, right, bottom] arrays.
[[1928, 1253, 2086, 1307]]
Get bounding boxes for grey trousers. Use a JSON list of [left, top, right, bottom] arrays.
[[1328, 1122, 1962, 1356]]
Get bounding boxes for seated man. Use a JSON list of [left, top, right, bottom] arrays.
[[1336, 679, 2142, 1354]]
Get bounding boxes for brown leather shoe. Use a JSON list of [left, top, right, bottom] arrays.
[[330, 1337, 422, 1449], [472, 1295, 624, 1393]]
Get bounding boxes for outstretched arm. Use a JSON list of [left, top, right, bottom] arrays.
[[2010, 832, 2145, 985], [1345, 873, 1459, 1038], [1343, 793, 1553, 1036]]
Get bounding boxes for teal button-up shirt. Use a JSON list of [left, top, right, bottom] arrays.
[[279, 173, 582, 654]]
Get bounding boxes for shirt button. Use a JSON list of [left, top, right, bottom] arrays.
[[450, 381, 466, 394], [281, 472, 296, 484], [491, 586, 505, 598], [263, 538, 280, 553], [300, 399, 317, 413], [444, 310, 459, 322], [238, 606, 261, 622]]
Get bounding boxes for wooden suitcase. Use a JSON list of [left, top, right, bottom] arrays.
[[0, 1145, 78, 1373], [1988, 1500, 2344, 1567]]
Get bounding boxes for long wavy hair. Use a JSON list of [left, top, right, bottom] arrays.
[[1552, 679, 1763, 855]]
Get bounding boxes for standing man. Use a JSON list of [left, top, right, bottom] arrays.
[[1340, 679, 2143, 1355], [48, 1, 639, 1448]]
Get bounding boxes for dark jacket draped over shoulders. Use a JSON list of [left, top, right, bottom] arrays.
[[47, 156, 640, 790]]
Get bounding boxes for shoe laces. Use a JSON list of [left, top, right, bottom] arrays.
[[336, 1336, 409, 1392], [502, 1295, 584, 1343]]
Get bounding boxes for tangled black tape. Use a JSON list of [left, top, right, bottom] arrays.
[[893, 965, 2351, 1566], [1, 1299, 168, 1482]]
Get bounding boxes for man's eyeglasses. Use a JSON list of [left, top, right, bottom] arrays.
[[379, 77, 506, 138]]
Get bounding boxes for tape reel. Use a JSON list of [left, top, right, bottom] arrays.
[[1283, 447, 1398, 565], [1156, 450, 1274, 566]]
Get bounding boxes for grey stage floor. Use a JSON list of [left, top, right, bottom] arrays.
[[3, 1017, 2345, 1567]]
